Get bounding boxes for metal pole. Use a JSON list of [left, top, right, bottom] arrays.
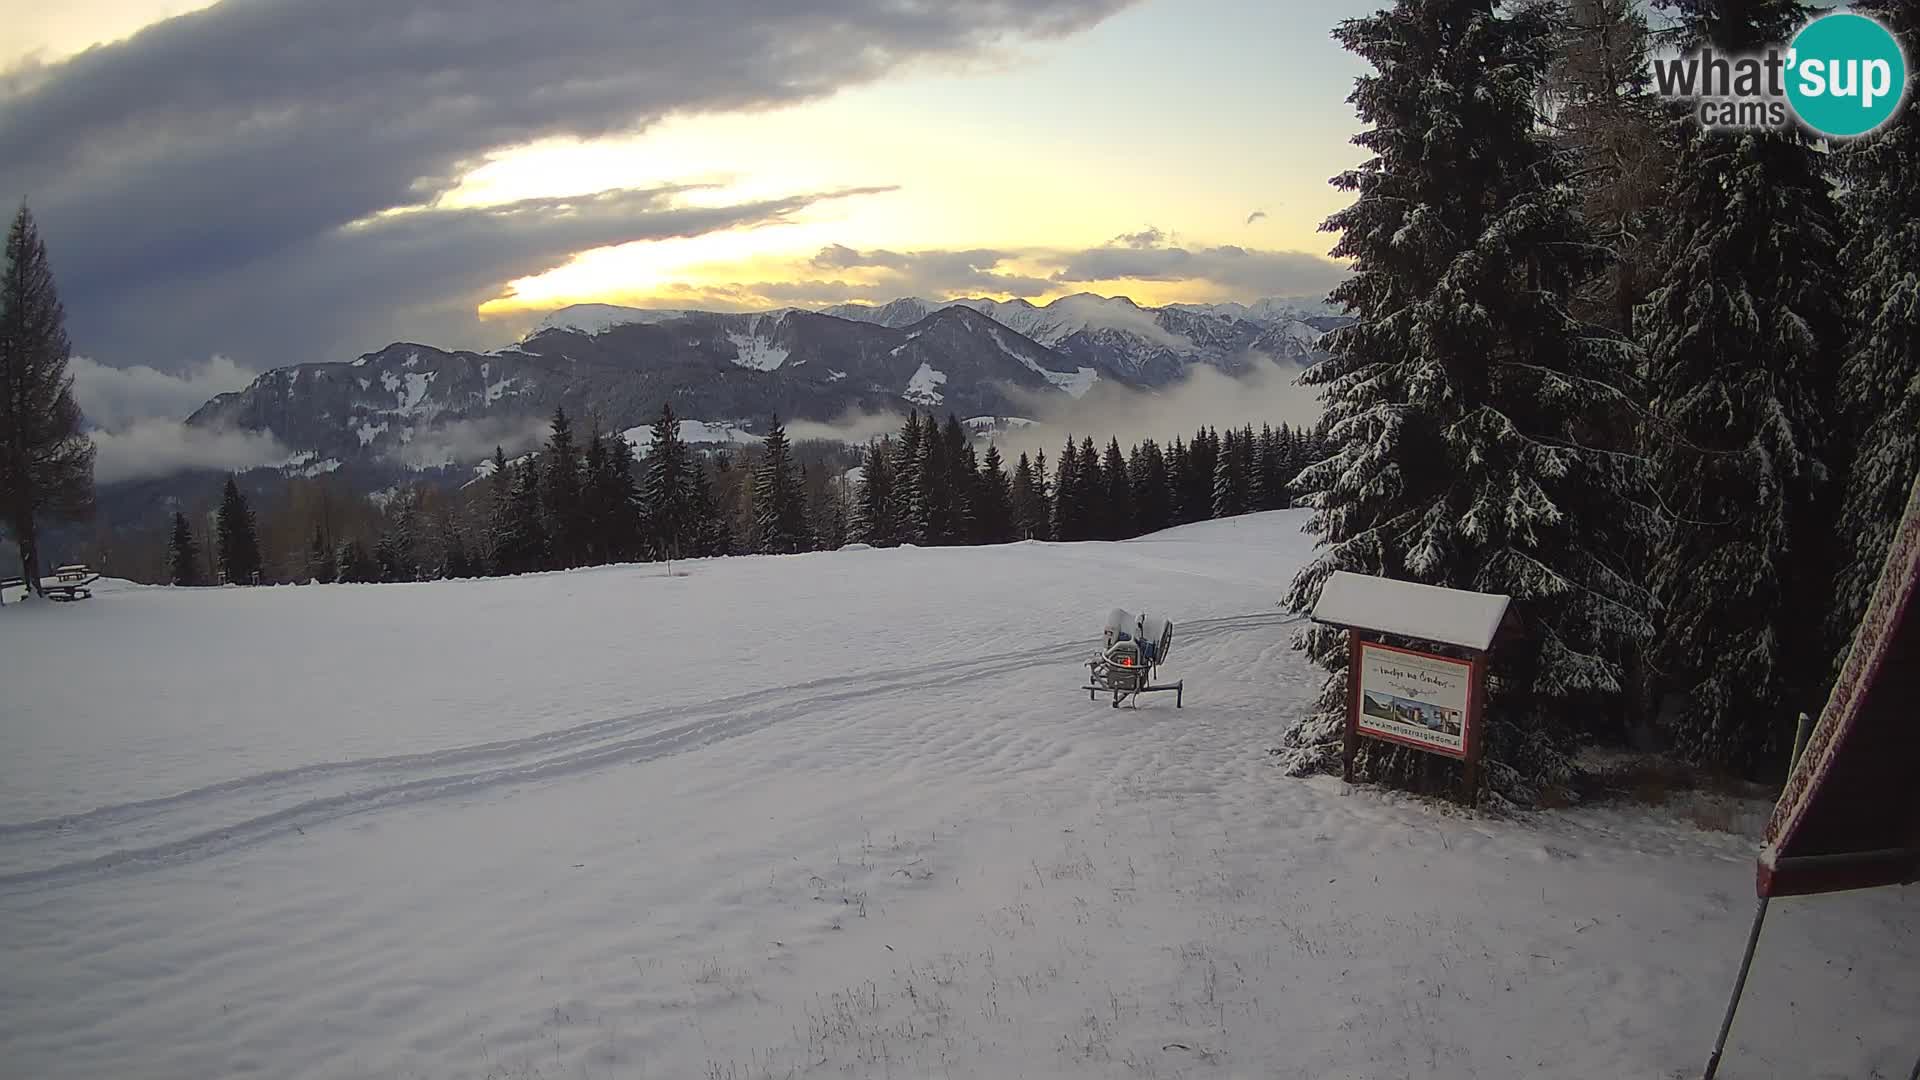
[[1790, 712, 1814, 772], [1702, 896, 1771, 1080]]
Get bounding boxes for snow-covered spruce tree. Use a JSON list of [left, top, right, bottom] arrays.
[[1640, 0, 1849, 775], [1827, 0, 1920, 674], [752, 414, 809, 554], [1540, 0, 1669, 335], [1279, 0, 1655, 804]]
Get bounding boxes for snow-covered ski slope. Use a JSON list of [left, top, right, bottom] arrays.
[[1, 511, 1913, 1079]]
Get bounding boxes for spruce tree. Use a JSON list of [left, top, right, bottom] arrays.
[[580, 423, 611, 566], [540, 407, 582, 568], [855, 438, 897, 545], [215, 476, 262, 584], [1050, 437, 1081, 541], [1102, 438, 1132, 539], [1133, 439, 1173, 534], [1640, 0, 1849, 774], [753, 414, 809, 554], [691, 457, 732, 557], [1, 204, 95, 593], [1541, 0, 1669, 335], [1032, 447, 1052, 539], [642, 402, 696, 562], [604, 431, 643, 561], [494, 458, 547, 574], [1281, 0, 1656, 802], [914, 419, 953, 544], [1185, 429, 1218, 520], [167, 511, 202, 586], [1010, 452, 1041, 540], [943, 416, 976, 545], [975, 444, 1014, 544], [1075, 437, 1103, 539], [1166, 436, 1192, 525], [1213, 429, 1248, 520], [1827, 0, 1920, 673], [889, 411, 925, 544]]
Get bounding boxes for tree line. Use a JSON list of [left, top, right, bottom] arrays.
[[1274, 0, 1920, 802], [164, 405, 1328, 586]]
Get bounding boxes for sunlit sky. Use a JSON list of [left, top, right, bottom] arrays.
[[6, 0, 1376, 330]]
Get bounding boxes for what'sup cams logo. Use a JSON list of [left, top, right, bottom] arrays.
[[1651, 11, 1910, 137]]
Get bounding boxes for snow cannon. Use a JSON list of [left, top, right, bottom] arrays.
[[1085, 608, 1183, 709]]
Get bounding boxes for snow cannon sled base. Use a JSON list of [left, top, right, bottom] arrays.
[[1084, 608, 1183, 709]]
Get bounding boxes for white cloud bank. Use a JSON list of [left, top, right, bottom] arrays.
[[90, 421, 294, 485]]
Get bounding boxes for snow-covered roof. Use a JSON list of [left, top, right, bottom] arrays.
[[1309, 571, 1511, 652]]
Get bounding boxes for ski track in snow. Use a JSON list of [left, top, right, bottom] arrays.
[[0, 612, 1297, 890], [2, 511, 1915, 1080]]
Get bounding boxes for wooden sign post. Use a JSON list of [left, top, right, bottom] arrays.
[[1310, 571, 1511, 803]]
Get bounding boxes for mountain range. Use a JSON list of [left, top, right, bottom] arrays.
[[180, 292, 1348, 482]]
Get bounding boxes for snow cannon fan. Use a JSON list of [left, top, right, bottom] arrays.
[[1084, 608, 1183, 709]]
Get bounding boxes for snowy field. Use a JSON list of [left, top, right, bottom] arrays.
[[1, 511, 1914, 1080]]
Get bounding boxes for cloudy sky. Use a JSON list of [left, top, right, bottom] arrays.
[[4, 0, 1374, 402]]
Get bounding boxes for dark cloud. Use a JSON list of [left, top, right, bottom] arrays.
[[786, 244, 1057, 299], [1245, 209, 1268, 224], [1, 0, 1134, 372]]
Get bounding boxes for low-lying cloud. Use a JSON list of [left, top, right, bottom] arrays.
[[69, 354, 259, 429], [90, 421, 294, 485], [785, 357, 1324, 471], [382, 415, 552, 470]]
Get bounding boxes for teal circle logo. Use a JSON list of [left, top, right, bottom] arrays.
[[1786, 12, 1909, 137]]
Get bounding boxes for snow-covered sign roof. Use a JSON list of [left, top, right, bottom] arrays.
[[1309, 571, 1511, 652]]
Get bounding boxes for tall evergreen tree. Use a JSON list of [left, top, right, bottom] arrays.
[[1281, 0, 1655, 801], [975, 444, 1014, 544], [1031, 447, 1052, 539], [1640, 0, 1849, 774], [540, 407, 583, 568], [913, 418, 953, 544], [1827, 0, 1920, 673], [1541, 0, 1669, 334], [604, 430, 643, 561], [167, 511, 202, 586], [336, 538, 378, 583], [1101, 438, 1132, 539], [579, 423, 611, 566], [1166, 436, 1193, 525], [493, 458, 547, 574], [854, 438, 897, 545], [943, 416, 976, 545], [1213, 428, 1252, 519], [753, 414, 809, 554], [1049, 437, 1082, 541], [0, 204, 95, 593], [889, 411, 926, 544], [215, 476, 262, 584], [1185, 429, 1219, 521], [642, 401, 696, 562], [1132, 438, 1173, 534], [1009, 452, 1042, 540]]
